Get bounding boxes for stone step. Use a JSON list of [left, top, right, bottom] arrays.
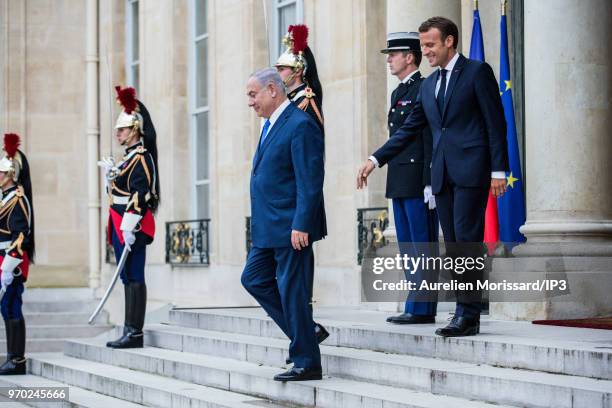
[[22, 302, 99, 313], [169, 307, 612, 380], [62, 339, 516, 408], [13, 312, 108, 326], [136, 323, 612, 408], [28, 353, 300, 408], [0, 325, 111, 339], [22, 288, 94, 303], [0, 339, 66, 353], [0, 373, 145, 407]]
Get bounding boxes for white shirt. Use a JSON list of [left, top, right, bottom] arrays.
[[370, 53, 505, 180], [400, 69, 420, 84], [434, 51, 459, 97], [260, 98, 291, 137]]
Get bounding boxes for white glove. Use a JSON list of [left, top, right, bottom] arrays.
[[423, 185, 436, 210], [122, 230, 136, 250], [97, 157, 119, 182], [1, 270, 13, 291], [1, 254, 21, 290]]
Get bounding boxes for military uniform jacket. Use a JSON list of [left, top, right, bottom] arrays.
[[0, 185, 32, 279], [288, 83, 324, 133], [386, 71, 432, 199], [107, 141, 156, 245]]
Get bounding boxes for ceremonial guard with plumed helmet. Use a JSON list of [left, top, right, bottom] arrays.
[[275, 24, 324, 132], [0, 133, 35, 375], [99, 86, 160, 349]]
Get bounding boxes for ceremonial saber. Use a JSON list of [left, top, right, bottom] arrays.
[[0, 287, 5, 301], [88, 246, 130, 324]]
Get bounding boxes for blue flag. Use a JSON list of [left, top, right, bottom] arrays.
[[469, 9, 485, 61], [498, 14, 526, 243]]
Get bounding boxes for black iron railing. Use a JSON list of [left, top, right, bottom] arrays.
[[357, 207, 389, 265], [245, 216, 252, 257], [165, 219, 211, 265]]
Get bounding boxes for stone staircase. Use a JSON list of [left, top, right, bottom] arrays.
[[0, 288, 112, 353], [5, 306, 612, 407]]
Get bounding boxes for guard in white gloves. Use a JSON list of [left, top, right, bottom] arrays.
[[0, 133, 35, 375], [104, 86, 160, 349]]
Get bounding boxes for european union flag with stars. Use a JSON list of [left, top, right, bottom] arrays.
[[498, 13, 526, 243]]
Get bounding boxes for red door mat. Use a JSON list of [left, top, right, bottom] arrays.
[[532, 317, 612, 330]]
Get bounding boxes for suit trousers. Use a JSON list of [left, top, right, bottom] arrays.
[[435, 162, 489, 318], [241, 245, 321, 369]]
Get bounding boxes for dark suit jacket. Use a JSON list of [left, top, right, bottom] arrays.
[[250, 102, 327, 248], [386, 71, 432, 199], [373, 54, 508, 194]]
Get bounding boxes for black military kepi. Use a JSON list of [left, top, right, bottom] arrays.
[[380, 32, 420, 53]]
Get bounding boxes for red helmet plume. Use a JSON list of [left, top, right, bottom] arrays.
[[115, 86, 138, 114], [288, 24, 308, 54], [3, 133, 20, 159]]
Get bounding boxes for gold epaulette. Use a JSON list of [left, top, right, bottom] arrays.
[[297, 88, 324, 126]]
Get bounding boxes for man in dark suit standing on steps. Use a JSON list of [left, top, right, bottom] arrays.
[[242, 68, 327, 380], [357, 17, 508, 337], [380, 32, 439, 325]]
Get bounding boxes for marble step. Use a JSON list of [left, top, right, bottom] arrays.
[[0, 373, 143, 408], [22, 302, 99, 314], [1, 339, 66, 353], [62, 339, 515, 408], [168, 307, 612, 380], [22, 289, 95, 303], [9, 312, 108, 326], [28, 352, 302, 408], [131, 323, 612, 408], [0, 325, 111, 339]]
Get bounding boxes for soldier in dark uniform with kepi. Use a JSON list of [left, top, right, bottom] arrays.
[[381, 32, 439, 324], [0, 133, 34, 375], [275, 24, 324, 132], [99, 86, 160, 349]]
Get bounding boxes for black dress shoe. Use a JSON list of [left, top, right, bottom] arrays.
[[286, 323, 329, 365], [386, 313, 435, 324], [273, 366, 322, 381], [435, 315, 480, 337]]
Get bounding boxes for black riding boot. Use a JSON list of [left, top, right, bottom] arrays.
[[106, 284, 130, 348], [0, 318, 26, 375], [106, 282, 146, 349]]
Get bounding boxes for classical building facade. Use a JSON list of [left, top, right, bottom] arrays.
[[1, 0, 610, 321]]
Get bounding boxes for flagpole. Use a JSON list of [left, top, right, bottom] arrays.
[[474, 0, 478, 11], [501, 0, 507, 16]]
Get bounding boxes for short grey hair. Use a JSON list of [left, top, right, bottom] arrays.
[[250, 67, 287, 95]]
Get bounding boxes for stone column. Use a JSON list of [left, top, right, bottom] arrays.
[[86, 0, 101, 289], [491, 0, 612, 321], [519, 0, 612, 246]]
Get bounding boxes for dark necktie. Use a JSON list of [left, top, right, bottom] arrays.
[[259, 119, 271, 147], [436, 68, 448, 113]]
